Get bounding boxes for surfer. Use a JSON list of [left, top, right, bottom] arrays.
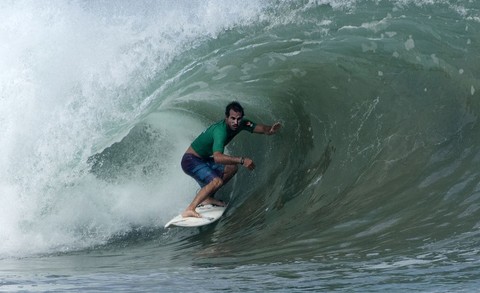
[[180, 101, 281, 218]]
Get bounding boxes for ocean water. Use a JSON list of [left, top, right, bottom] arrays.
[[1, 0, 479, 291]]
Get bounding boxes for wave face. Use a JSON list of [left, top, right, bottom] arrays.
[[1, 0, 480, 284]]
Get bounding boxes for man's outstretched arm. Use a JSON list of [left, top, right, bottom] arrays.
[[253, 122, 282, 135]]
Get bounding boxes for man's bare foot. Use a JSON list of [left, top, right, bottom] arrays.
[[181, 209, 201, 218], [199, 197, 226, 207]]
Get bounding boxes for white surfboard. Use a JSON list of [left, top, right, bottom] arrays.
[[164, 205, 227, 228]]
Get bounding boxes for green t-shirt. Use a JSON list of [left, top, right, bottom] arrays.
[[191, 118, 256, 158]]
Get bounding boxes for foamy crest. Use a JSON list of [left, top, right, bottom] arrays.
[[0, 0, 267, 257]]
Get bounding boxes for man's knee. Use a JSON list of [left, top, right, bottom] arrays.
[[209, 177, 224, 189]]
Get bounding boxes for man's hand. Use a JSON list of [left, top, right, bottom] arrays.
[[242, 157, 255, 170], [268, 122, 281, 135]]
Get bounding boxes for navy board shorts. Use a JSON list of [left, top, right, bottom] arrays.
[[181, 153, 225, 187]]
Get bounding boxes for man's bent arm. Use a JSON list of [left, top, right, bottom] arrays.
[[213, 151, 243, 165], [214, 151, 256, 170]]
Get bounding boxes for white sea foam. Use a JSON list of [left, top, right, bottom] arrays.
[[0, 0, 267, 257]]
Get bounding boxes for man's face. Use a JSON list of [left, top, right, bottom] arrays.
[[226, 109, 243, 131]]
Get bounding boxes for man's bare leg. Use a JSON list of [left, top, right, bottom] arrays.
[[182, 177, 223, 218], [199, 164, 238, 207], [199, 197, 226, 206], [183, 164, 240, 218]]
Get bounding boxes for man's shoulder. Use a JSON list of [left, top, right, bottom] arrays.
[[241, 118, 256, 132], [242, 119, 254, 128], [203, 120, 224, 133], [209, 120, 228, 137]]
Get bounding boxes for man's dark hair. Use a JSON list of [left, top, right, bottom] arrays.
[[225, 101, 244, 117]]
